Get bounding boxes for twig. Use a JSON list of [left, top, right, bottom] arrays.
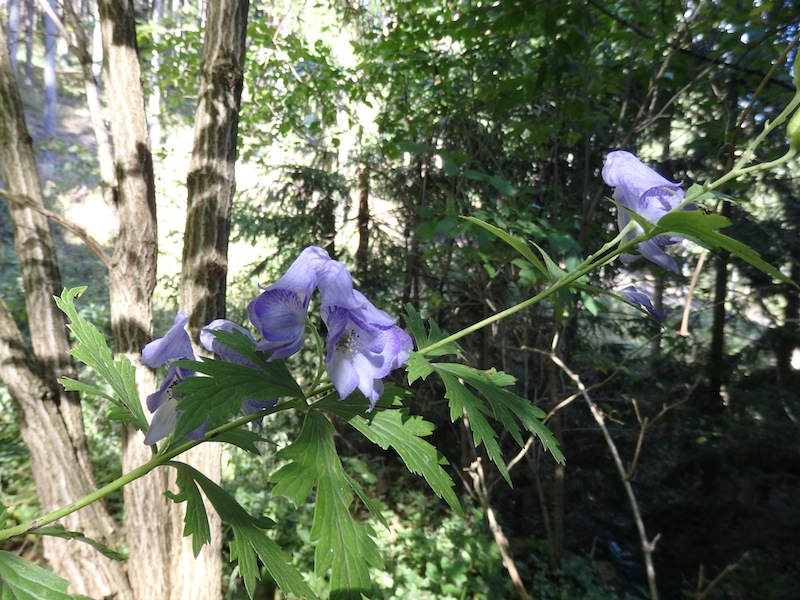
[[467, 457, 530, 600], [679, 250, 707, 337], [0, 188, 112, 270], [547, 351, 661, 600], [695, 552, 750, 600]]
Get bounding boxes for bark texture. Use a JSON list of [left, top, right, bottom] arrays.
[[0, 25, 132, 599], [177, 1, 250, 597], [95, 2, 173, 599]]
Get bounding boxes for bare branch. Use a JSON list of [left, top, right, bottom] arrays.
[[0, 188, 112, 270], [548, 351, 661, 600]]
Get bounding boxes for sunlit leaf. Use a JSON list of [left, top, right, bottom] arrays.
[[271, 410, 380, 599], [54, 288, 148, 432], [657, 210, 798, 287], [317, 390, 461, 514], [168, 462, 315, 600], [462, 216, 550, 282]]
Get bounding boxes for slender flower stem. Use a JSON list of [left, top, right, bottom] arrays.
[[417, 238, 632, 357]]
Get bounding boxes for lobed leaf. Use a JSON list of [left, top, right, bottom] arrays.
[[403, 304, 463, 360], [54, 288, 148, 432], [437, 370, 511, 484], [168, 462, 315, 600], [657, 210, 798, 288], [317, 390, 461, 514], [29, 526, 126, 562], [164, 465, 212, 557], [272, 410, 380, 599], [171, 356, 302, 440], [462, 215, 550, 282], [434, 362, 565, 481]]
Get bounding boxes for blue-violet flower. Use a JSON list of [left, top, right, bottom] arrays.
[[248, 246, 332, 359], [602, 150, 686, 273], [317, 260, 413, 409], [619, 286, 667, 321], [142, 312, 205, 445]]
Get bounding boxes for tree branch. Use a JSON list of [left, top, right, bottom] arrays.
[[0, 188, 112, 269], [547, 347, 661, 600]]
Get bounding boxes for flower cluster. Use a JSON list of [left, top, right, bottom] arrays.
[[602, 150, 689, 320], [141, 247, 413, 444]]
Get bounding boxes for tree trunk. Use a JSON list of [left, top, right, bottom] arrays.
[[7, 0, 21, 73], [61, 0, 117, 205], [175, 0, 249, 598], [94, 2, 175, 600], [0, 24, 132, 599], [42, 0, 57, 167], [706, 213, 731, 413]]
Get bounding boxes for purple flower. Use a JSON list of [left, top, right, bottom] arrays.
[[248, 246, 332, 359], [619, 286, 667, 321], [602, 151, 685, 273], [142, 312, 194, 369], [318, 260, 413, 409], [142, 313, 205, 445]]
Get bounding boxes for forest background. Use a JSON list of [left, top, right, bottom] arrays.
[[0, 0, 799, 598]]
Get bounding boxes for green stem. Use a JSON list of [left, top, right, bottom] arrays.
[[417, 239, 631, 357], [0, 399, 302, 542]]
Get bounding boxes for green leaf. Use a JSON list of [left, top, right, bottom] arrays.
[[433, 363, 564, 482], [168, 462, 316, 600], [462, 216, 550, 282], [271, 410, 380, 599], [209, 429, 264, 455], [437, 370, 512, 484], [0, 550, 88, 600], [163, 465, 212, 557], [656, 210, 798, 287], [403, 304, 463, 361], [316, 389, 461, 514], [54, 288, 148, 432], [530, 241, 567, 280], [405, 352, 435, 383], [172, 347, 303, 439], [30, 526, 126, 561], [486, 175, 518, 196], [683, 183, 735, 209]]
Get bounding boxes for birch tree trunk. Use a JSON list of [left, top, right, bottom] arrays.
[[0, 24, 133, 600], [176, 1, 250, 597]]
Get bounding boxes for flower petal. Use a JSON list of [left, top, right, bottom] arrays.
[[142, 312, 194, 367], [143, 395, 180, 445], [619, 285, 667, 321]]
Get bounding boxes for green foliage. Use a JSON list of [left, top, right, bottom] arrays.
[[0, 549, 90, 600], [316, 390, 461, 515], [28, 526, 125, 562], [371, 496, 512, 599], [656, 210, 798, 287], [168, 461, 317, 600], [54, 288, 149, 432], [171, 329, 304, 440], [405, 305, 563, 482], [528, 553, 643, 600], [272, 408, 380, 599]]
